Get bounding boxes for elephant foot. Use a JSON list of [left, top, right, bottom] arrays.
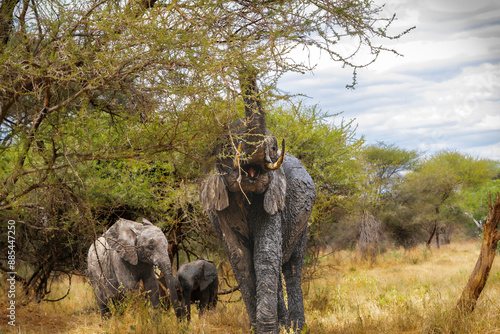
[[256, 322, 280, 334]]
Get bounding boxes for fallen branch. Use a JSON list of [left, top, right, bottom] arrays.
[[43, 272, 72, 302]]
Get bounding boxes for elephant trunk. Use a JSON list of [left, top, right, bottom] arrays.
[[240, 67, 266, 136], [158, 261, 183, 319], [239, 68, 268, 165]]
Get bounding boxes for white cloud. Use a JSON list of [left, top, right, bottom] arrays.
[[278, 0, 500, 161]]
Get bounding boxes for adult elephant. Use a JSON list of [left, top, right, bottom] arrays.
[[87, 218, 183, 318], [200, 69, 316, 333]]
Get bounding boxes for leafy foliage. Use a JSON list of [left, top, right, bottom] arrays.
[[268, 104, 364, 256], [386, 151, 496, 247], [459, 178, 500, 232], [0, 0, 413, 301], [363, 141, 420, 196], [268, 104, 363, 197], [342, 142, 421, 256]]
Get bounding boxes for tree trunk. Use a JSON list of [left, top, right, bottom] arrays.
[[435, 226, 440, 249], [426, 221, 437, 247], [443, 225, 452, 245], [239, 67, 266, 135], [357, 210, 381, 261], [457, 193, 500, 313], [0, 0, 20, 46], [238, 67, 268, 165]]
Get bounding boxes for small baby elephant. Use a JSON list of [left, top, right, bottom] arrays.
[[175, 259, 218, 321]]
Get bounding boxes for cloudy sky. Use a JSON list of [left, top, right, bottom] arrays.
[[279, 0, 500, 161]]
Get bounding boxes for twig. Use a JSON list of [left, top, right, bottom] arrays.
[[43, 272, 72, 302]]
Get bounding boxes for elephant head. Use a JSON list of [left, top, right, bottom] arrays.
[[105, 218, 183, 318], [201, 68, 286, 215]]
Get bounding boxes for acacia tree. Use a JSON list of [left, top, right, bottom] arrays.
[[1, 0, 233, 299], [394, 151, 494, 248], [353, 142, 419, 259], [459, 168, 500, 233], [364, 142, 420, 196], [0, 0, 412, 300]]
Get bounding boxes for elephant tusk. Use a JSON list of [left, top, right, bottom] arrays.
[[234, 142, 242, 168], [266, 139, 285, 170]]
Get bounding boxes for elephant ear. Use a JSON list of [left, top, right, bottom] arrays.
[[200, 261, 218, 291], [200, 173, 229, 212], [106, 219, 139, 265], [264, 168, 286, 215]]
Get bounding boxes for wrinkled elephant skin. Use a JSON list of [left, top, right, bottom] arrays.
[[87, 218, 182, 318]]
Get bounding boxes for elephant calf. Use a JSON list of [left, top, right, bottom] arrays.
[[170, 259, 219, 321], [87, 218, 182, 318]]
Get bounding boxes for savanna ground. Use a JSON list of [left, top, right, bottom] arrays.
[[1, 241, 499, 334]]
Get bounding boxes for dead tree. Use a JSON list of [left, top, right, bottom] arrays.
[[457, 193, 500, 313]]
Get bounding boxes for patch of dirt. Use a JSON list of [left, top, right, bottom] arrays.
[[0, 299, 72, 333]]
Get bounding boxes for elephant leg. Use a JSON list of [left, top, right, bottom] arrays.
[[93, 288, 111, 317], [223, 234, 257, 327], [211, 213, 257, 328], [208, 281, 218, 310], [183, 289, 192, 322], [99, 304, 110, 318], [198, 289, 210, 315], [277, 272, 289, 329], [142, 267, 161, 308], [282, 229, 307, 332], [253, 216, 282, 334], [93, 276, 119, 317]]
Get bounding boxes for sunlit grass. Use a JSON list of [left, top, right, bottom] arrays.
[[305, 241, 500, 333], [2, 241, 499, 333]]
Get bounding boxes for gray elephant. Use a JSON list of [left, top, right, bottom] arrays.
[[175, 259, 218, 321], [200, 69, 316, 333], [158, 259, 218, 320], [87, 218, 182, 318]]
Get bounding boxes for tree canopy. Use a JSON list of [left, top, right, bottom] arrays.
[[363, 141, 419, 197], [385, 151, 496, 247], [0, 0, 414, 300], [0, 0, 411, 211]]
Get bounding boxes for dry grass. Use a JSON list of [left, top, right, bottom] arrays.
[[1, 241, 499, 333], [305, 241, 500, 334]]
